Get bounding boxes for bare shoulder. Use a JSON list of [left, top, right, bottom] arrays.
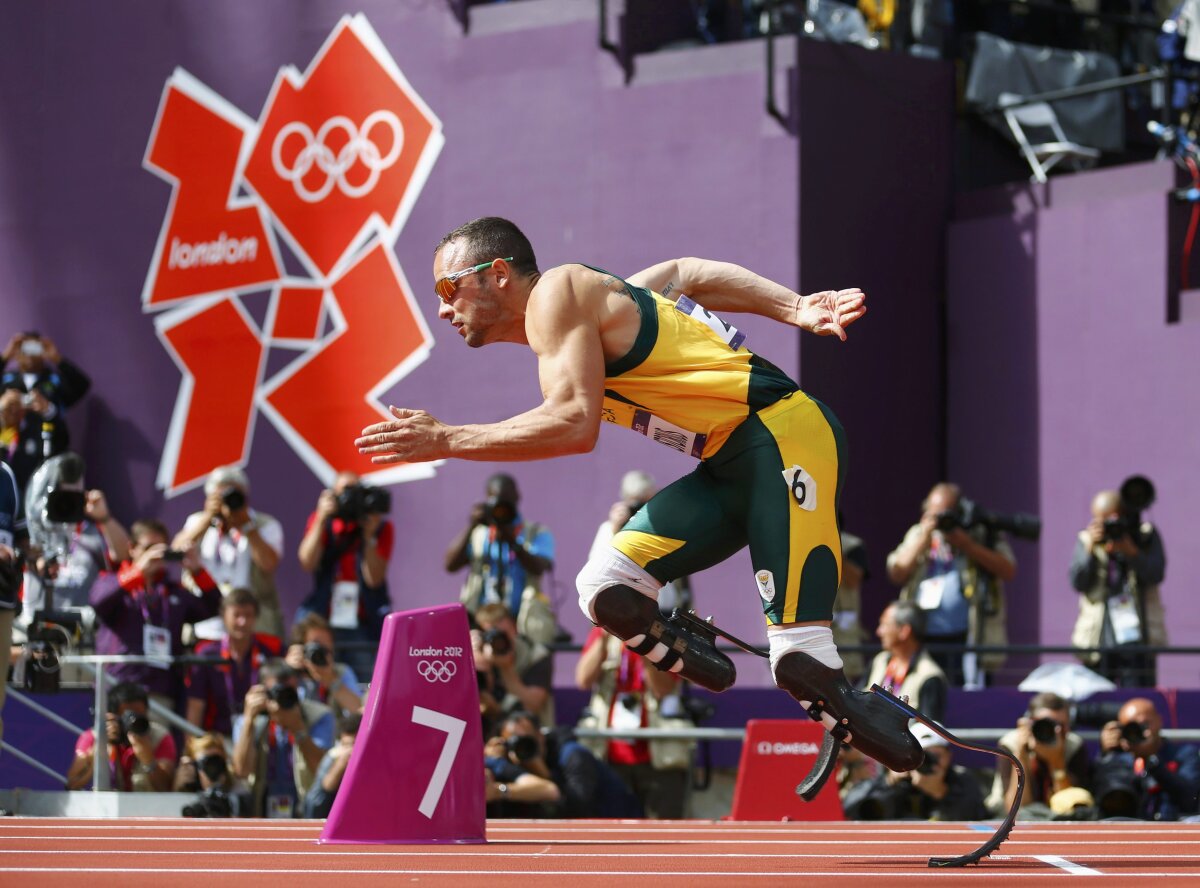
[[525, 265, 605, 350]]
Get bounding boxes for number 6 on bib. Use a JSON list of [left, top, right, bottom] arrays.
[[782, 465, 817, 511]]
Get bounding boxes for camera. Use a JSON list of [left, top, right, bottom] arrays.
[[221, 487, 247, 512], [935, 497, 1041, 541], [197, 754, 229, 783], [181, 786, 235, 818], [335, 484, 392, 522], [1105, 475, 1156, 549], [1103, 516, 1137, 543], [1031, 717, 1060, 745], [484, 496, 517, 527], [1074, 700, 1123, 729], [1091, 757, 1140, 818], [267, 683, 299, 710], [120, 710, 151, 740], [505, 734, 540, 762], [1120, 721, 1149, 746], [304, 641, 331, 668], [482, 627, 511, 657]]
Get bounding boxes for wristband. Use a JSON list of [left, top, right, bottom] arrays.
[[497, 782, 509, 795]]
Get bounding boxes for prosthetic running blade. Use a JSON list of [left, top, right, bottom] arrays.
[[672, 609, 1026, 867]]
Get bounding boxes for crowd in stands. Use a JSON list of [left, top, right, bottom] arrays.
[[0, 332, 1195, 824]]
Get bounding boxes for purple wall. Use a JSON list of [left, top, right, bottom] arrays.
[[0, 2, 948, 688], [949, 161, 1200, 688]]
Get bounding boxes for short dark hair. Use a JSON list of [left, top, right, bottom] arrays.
[[503, 710, 540, 732], [290, 612, 332, 646], [1029, 692, 1069, 715], [259, 659, 298, 686], [131, 519, 169, 543], [890, 600, 926, 641], [222, 587, 260, 616], [475, 603, 511, 628], [435, 217, 538, 278], [338, 713, 363, 737], [108, 681, 149, 714]]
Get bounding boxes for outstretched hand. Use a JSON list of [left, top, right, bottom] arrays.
[[355, 406, 449, 465], [795, 288, 867, 341]]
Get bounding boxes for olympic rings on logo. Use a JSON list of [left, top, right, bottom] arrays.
[[417, 659, 458, 683], [271, 110, 404, 203]]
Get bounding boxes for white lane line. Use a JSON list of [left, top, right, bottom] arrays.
[[1035, 855, 1103, 876], [2, 868, 1200, 878]]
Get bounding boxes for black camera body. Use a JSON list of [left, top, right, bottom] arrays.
[[482, 627, 512, 657], [221, 488, 247, 512], [484, 496, 517, 527], [304, 641, 332, 668], [506, 734, 540, 762], [336, 484, 392, 522], [1031, 717, 1060, 745], [181, 786, 235, 818], [1120, 720, 1149, 746], [916, 751, 939, 775], [198, 754, 229, 783], [935, 497, 1041, 541], [267, 683, 300, 710]]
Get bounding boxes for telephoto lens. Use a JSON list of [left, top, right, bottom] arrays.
[[1031, 717, 1060, 745], [506, 734, 540, 762], [198, 754, 229, 782], [121, 710, 151, 737], [268, 684, 300, 710], [304, 642, 331, 667], [221, 488, 246, 512], [1120, 721, 1149, 746], [483, 627, 512, 656]]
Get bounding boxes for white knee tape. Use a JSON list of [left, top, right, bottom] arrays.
[[576, 548, 662, 622]]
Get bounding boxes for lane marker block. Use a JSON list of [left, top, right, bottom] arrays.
[[729, 720, 845, 821], [320, 603, 485, 844]]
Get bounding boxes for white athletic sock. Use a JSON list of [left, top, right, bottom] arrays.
[[768, 626, 847, 735]]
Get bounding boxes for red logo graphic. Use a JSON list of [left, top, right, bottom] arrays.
[[142, 15, 443, 495]]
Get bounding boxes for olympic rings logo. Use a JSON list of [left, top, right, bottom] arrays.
[[271, 110, 404, 203], [417, 659, 458, 683]]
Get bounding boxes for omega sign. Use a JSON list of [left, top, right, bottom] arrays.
[[141, 14, 443, 495], [756, 741, 821, 756]]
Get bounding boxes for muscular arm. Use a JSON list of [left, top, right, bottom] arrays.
[[357, 268, 606, 464], [627, 258, 865, 339]]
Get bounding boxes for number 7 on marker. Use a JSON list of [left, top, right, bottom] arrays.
[[412, 706, 467, 818]]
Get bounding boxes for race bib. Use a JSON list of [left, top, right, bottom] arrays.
[[1108, 593, 1142, 645], [674, 295, 746, 350], [915, 575, 945, 610], [267, 794, 295, 819], [143, 625, 171, 668], [631, 410, 708, 457], [329, 581, 360, 630], [781, 465, 817, 512]]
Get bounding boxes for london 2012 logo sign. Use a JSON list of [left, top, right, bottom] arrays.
[[141, 14, 443, 496]]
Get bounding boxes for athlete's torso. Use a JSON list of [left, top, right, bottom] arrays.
[[579, 264, 801, 459]]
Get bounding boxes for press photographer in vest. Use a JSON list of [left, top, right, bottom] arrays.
[[296, 471, 393, 682]]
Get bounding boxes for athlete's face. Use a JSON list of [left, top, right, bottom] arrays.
[[434, 241, 504, 348]]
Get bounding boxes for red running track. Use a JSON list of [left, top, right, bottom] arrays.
[[3, 818, 1200, 887]]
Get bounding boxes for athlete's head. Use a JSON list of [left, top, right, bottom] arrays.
[[433, 218, 540, 348]]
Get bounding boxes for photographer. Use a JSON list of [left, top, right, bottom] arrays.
[[296, 471, 392, 681], [491, 711, 642, 818], [0, 462, 25, 749], [232, 660, 334, 818], [173, 465, 284, 640], [887, 482, 1019, 687], [303, 713, 361, 818], [186, 589, 283, 737], [1070, 483, 1166, 688], [473, 603, 554, 734], [446, 473, 556, 644], [483, 735, 561, 819], [285, 613, 363, 719], [989, 692, 1091, 817], [865, 601, 947, 722], [91, 519, 222, 714], [1093, 697, 1200, 821], [175, 732, 250, 817], [0, 385, 67, 498], [844, 723, 987, 821], [66, 681, 176, 792], [1, 331, 90, 438]]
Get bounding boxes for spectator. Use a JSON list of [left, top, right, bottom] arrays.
[[173, 465, 284, 639], [843, 722, 988, 821], [19, 485, 129, 637], [834, 518, 869, 683], [91, 519, 222, 715], [473, 603, 554, 733], [0, 385, 66, 500], [483, 743, 561, 819], [303, 713, 362, 818], [575, 626, 688, 819], [66, 681, 176, 792], [174, 732, 251, 816], [295, 471, 393, 681], [185, 588, 282, 737], [491, 710, 643, 818], [1093, 697, 1200, 821], [865, 600, 947, 722], [588, 470, 692, 617], [0, 462, 24, 749], [887, 482, 1016, 687], [1069, 489, 1167, 688], [0, 331, 90, 438], [232, 660, 334, 818], [446, 473, 557, 644], [989, 692, 1091, 817], [285, 612, 364, 720]]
